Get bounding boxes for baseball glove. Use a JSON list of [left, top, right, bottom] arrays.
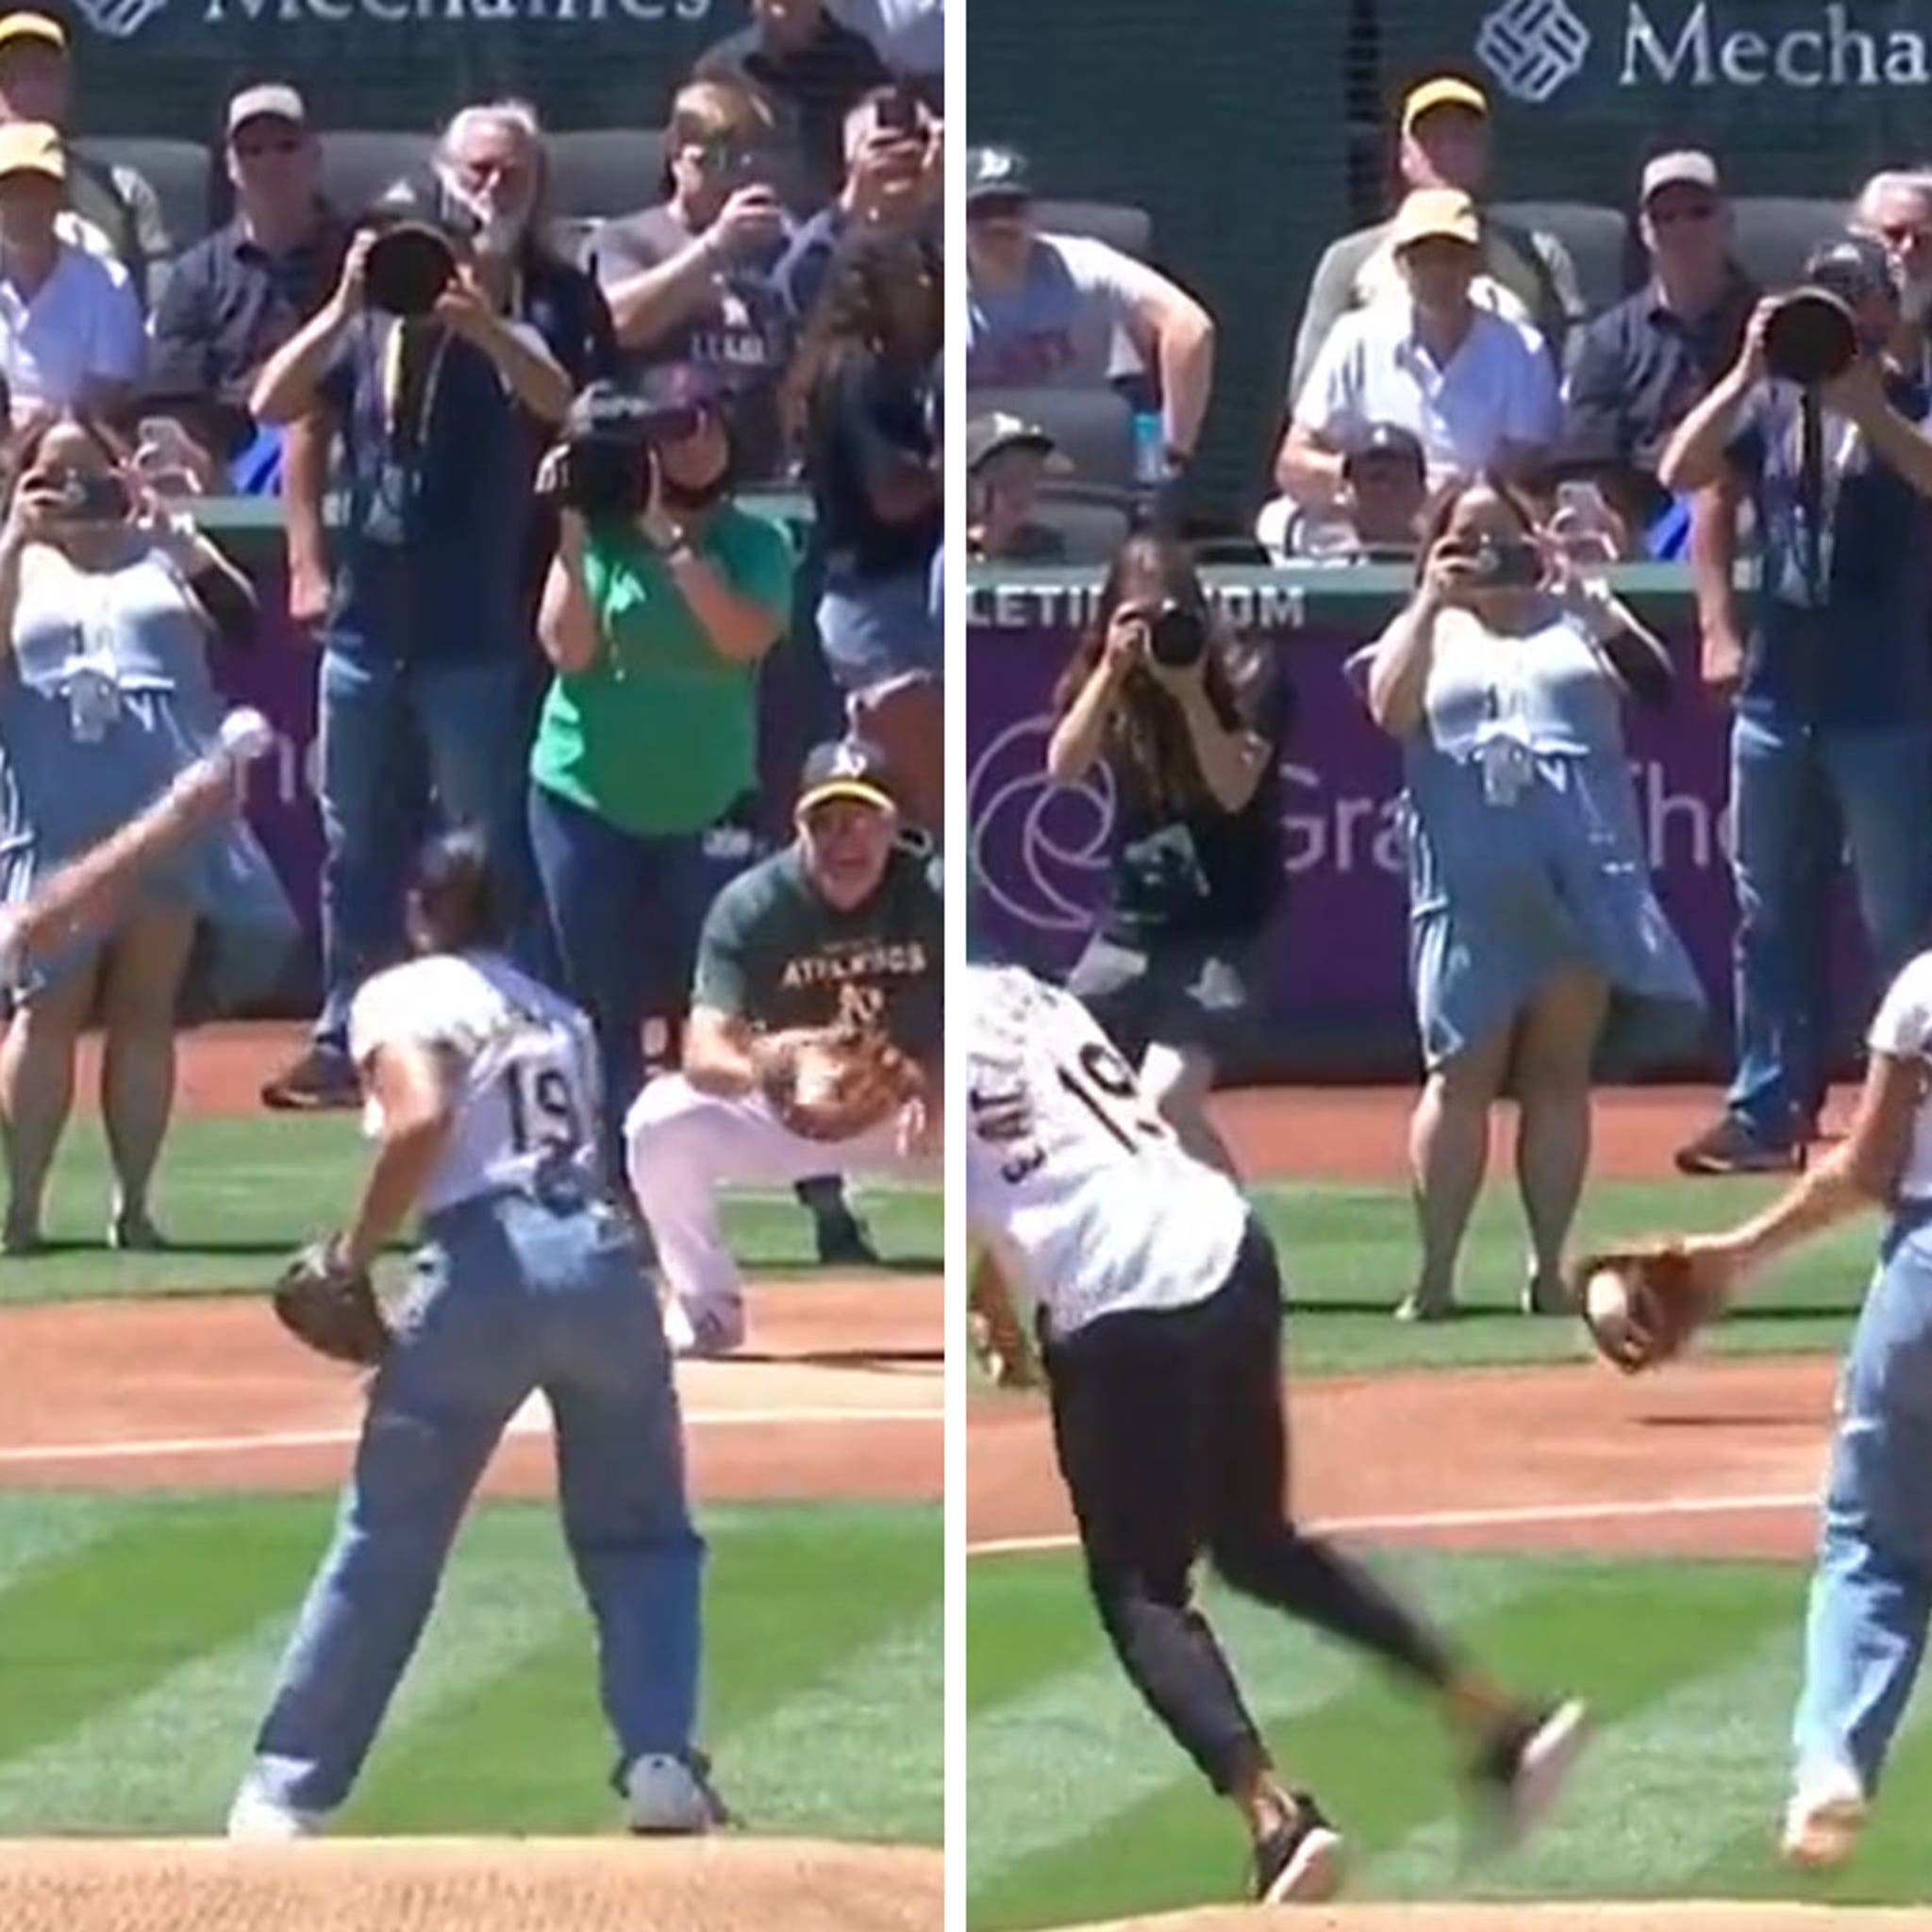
[[758, 1024, 924, 1143], [1568, 1238, 1730, 1374], [272, 1236, 391, 1368]]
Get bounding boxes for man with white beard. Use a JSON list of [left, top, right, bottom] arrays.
[[254, 99, 615, 1113], [1851, 170, 1932, 378]]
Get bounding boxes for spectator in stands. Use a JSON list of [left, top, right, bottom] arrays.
[[0, 125, 143, 426], [1045, 531, 1287, 1177], [1275, 190, 1558, 506], [775, 82, 941, 326], [0, 13, 168, 310], [1258, 421, 1428, 563], [1352, 475, 1699, 1319], [1662, 239, 1932, 1175], [785, 223, 943, 836], [249, 114, 583, 1114], [529, 365, 794, 1192], [1851, 170, 1932, 366], [1561, 150, 1756, 544], [0, 408, 291, 1255], [591, 79, 794, 483], [149, 84, 346, 511], [695, 0, 892, 215], [966, 410, 1068, 562], [1290, 76, 1581, 402], [964, 144, 1216, 481]]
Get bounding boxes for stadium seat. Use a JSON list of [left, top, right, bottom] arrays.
[[1030, 486, 1131, 564], [1728, 197, 1850, 296], [547, 127, 668, 221], [1034, 198, 1153, 259], [970, 384, 1134, 491], [317, 130, 434, 222], [73, 136, 213, 253], [1488, 199, 1635, 323]]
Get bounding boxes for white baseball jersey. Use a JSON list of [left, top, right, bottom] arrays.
[[349, 951, 604, 1215], [964, 962, 1249, 1341]]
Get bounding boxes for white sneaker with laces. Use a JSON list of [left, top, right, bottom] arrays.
[[225, 1782, 324, 1841], [625, 1753, 724, 1834], [1782, 1761, 1867, 1869]]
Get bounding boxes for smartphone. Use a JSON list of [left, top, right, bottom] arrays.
[[135, 416, 202, 499], [1474, 537, 1543, 588], [1555, 480, 1609, 524], [49, 469, 131, 524], [876, 91, 922, 135]]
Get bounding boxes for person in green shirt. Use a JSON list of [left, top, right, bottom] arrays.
[[529, 364, 794, 1189], [624, 737, 942, 1357]]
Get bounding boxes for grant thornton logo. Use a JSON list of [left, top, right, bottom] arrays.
[[1476, 0, 1593, 102]]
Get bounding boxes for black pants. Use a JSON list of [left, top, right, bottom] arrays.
[[1044, 1218, 1456, 1794]]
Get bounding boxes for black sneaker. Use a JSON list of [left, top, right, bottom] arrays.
[[260, 1045, 361, 1113], [1674, 1116, 1806, 1177], [814, 1206, 881, 1268], [1470, 1698, 1590, 1844], [1252, 1790, 1345, 1904]]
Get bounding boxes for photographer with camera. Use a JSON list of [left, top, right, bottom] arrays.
[[528, 366, 795, 1191], [1354, 475, 1701, 1321], [1044, 532, 1286, 1177], [0, 408, 292, 1255], [592, 80, 795, 485], [1661, 235, 1932, 1176]]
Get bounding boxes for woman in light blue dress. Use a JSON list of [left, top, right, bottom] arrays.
[[0, 408, 294, 1253], [1354, 475, 1704, 1320]]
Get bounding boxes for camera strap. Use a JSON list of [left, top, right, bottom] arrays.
[[379, 318, 452, 462]]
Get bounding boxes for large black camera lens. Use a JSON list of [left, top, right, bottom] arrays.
[[1147, 603, 1207, 669], [547, 383, 660, 522], [1762, 288, 1858, 386], [365, 223, 458, 319]]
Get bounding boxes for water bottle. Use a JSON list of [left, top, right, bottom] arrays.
[[1131, 408, 1166, 491]]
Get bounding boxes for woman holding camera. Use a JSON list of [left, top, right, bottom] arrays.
[[785, 225, 943, 836], [0, 408, 292, 1254], [530, 367, 794, 1191], [1355, 475, 1703, 1320], [1046, 532, 1285, 1175]]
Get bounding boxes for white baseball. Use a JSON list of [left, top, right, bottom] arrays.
[[1584, 1267, 1639, 1354], [794, 1058, 844, 1108]]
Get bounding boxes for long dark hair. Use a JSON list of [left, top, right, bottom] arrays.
[[1053, 531, 1254, 817], [6, 408, 129, 506], [1411, 470, 1545, 582], [407, 828, 508, 955], [781, 224, 942, 454]]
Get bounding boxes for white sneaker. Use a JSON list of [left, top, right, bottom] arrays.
[[225, 1783, 324, 1841], [625, 1752, 728, 1834], [663, 1296, 745, 1359], [216, 707, 275, 768], [1782, 1762, 1868, 1869]]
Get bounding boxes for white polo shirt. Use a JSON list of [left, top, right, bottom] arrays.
[[0, 242, 143, 424], [1293, 297, 1559, 487]]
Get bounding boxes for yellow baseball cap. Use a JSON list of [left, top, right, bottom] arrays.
[[0, 121, 64, 183], [1391, 187, 1480, 251], [0, 13, 66, 54], [1401, 75, 1488, 134]]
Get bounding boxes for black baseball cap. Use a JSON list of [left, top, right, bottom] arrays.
[[966, 144, 1033, 208], [1343, 422, 1426, 478], [797, 738, 897, 817]]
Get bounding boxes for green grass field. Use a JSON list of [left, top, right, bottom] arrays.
[[969, 1548, 1932, 1926], [0, 1116, 943, 1848]]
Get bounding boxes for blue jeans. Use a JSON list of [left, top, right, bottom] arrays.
[[314, 648, 534, 1054], [527, 781, 704, 1189], [1726, 715, 1932, 1142], [243, 1190, 704, 1813], [1792, 1208, 1932, 1796]]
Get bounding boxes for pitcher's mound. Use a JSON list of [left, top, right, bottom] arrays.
[[1062, 1908, 1931, 1931], [0, 1835, 941, 1932]]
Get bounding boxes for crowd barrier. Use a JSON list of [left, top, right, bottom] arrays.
[[966, 559, 1875, 1081]]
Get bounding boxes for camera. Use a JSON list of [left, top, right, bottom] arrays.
[[1449, 536, 1543, 589], [545, 384, 660, 522], [1146, 601, 1207, 669], [875, 87, 924, 136], [359, 174, 481, 319], [45, 469, 130, 524], [1762, 288, 1858, 386]]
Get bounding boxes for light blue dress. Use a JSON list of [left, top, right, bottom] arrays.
[[0, 541, 294, 1010], [1360, 605, 1705, 1077]]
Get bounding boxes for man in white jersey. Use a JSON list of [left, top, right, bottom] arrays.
[[228, 830, 717, 1840], [964, 959, 1589, 1906]]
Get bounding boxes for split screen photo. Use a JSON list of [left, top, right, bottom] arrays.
[[0, 3, 1924, 1930]]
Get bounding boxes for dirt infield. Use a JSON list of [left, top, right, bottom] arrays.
[[0, 1838, 942, 1932], [1063, 1910, 1932, 1932]]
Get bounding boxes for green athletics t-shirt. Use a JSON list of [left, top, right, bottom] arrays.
[[692, 842, 943, 1059], [529, 508, 797, 838]]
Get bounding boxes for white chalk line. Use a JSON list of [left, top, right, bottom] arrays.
[[968, 1489, 1822, 1559], [0, 1405, 940, 1469]]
